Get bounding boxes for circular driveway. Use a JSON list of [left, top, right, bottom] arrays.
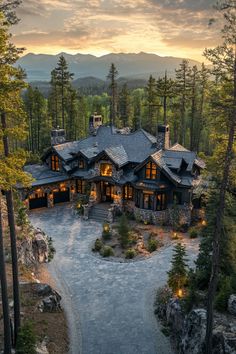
[[30, 204, 199, 354]]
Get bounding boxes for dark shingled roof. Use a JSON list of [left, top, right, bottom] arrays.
[[53, 125, 157, 164], [24, 165, 69, 187], [25, 125, 205, 189]]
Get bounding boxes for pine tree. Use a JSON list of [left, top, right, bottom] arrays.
[[156, 71, 175, 124], [118, 214, 130, 248], [107, 63, 118, 126], [188, 65, 200, 151], [167, 243, 189, 294], [175, 60, 191, 145], [54, 55, 74, 129], [144, 75, 158, 134], [119, 83, 131, 127], [196, 63, 209, 152], [0, 7, 32, 346], [203, 1, 236, 351]]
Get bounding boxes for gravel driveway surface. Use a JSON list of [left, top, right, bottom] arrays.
[[29, 204, 199, 354]]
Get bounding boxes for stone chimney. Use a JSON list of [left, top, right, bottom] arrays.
[[51, 127, 66, 145], [156, 124, 170, 150], [89, 112, 103, 135]]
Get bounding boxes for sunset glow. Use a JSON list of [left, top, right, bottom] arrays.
[[13, 0, 220, 61]]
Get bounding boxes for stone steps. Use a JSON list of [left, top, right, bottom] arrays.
[[89, 205, 110, 222]]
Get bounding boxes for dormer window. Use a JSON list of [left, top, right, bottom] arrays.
[[51, 155, 60, 171], [145, 162, 157, 180], [100, 163, 112, 177], [78, 160, 84, 169]]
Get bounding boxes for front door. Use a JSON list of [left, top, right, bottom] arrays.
[[100, 182, 113, 202]]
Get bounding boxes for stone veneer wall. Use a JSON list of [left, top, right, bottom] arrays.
[[91, 161, 123, 181], [124, 201, 192, 226]]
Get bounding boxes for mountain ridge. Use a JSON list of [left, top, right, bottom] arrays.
[[17, 51, 202, 82]]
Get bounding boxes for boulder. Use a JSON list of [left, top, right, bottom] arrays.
[[228, 295, 236, 316], [166, 298, 184, 335], [180, 309, 207, 354], [32, 231, 49, 263], [33, 283, 53, 297], [38, 291, 62, 313]]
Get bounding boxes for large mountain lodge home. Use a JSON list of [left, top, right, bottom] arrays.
[[21, 115, 205, 225]]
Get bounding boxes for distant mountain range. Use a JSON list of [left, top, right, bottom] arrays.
[[17, 52, 201, 82]]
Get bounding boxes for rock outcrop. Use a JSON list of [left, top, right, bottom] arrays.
[[34, 283, 62, 313], [17, 227, 49, 266], [156, 297, 236, 354]]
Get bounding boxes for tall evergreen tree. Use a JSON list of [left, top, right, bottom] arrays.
[[0, 7, 32, 345], [107, 63, 118, 126], [156, 71, 175, 125], [203, 1, 236, 351], [188, 65, 200, 151], [144, 75, 158, 134], [119, 83, 131, 127], [175, 60, 191, 145], [54, 55, 74, 129]]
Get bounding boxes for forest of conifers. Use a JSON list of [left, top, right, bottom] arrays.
[[23, 57, 215, 157]]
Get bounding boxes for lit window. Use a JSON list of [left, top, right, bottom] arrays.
[[145, 162, 157, 180], [143, 192, 154, 210], [156, 193, 167, 211], [77, 180, 86, 194], [51, 155, 60, 171], [78, 160, 84, 169], [124, 185, 133, 200], [100, 163, 112, 177]]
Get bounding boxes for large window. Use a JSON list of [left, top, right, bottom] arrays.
[[51, 155, 60, 171], [156, 193, 167, 211], [143, 192, 154, 210], [77, 180, 86, 194], [124, 185, 133, 200], [100, 163, 112, 177], [145, 162, 157, 180]]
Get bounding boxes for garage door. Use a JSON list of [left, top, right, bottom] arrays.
[[53, 188, 70, 204], [29, 194, 48, 210]]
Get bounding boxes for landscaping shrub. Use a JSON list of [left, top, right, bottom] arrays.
[[189, 228, 198, 239], [154, 286, 173, 318], [94, 238, 103, 252], [48, 237, 56, 262], [125, 248, 136, 259], [16, 321, 37, 354], [16, 206, 28, 227], [100, 246, 114, 257], [148, 239, 158, 252], [214, 276, 232, 312], [118, 214, 130, 248]]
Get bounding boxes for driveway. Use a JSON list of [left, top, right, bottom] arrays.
[[29, 204, 199, 354]]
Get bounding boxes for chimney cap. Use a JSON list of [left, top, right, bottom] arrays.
[[158, 124, 169, 133]]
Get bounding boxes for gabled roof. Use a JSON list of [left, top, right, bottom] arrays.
[[105, 145, 129, 167], [52, 125, 157, 164]]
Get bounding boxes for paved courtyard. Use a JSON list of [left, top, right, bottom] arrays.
[[30, 204, 199, 354]]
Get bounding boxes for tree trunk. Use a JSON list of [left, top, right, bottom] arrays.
[[1, 111, 21, 346], [0, 193, 12, 354]]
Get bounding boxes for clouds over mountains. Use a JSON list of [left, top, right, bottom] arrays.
[[12, 0, 220, 60]]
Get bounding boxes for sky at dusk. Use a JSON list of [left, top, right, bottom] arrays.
[[12, 0, 221, 61]]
